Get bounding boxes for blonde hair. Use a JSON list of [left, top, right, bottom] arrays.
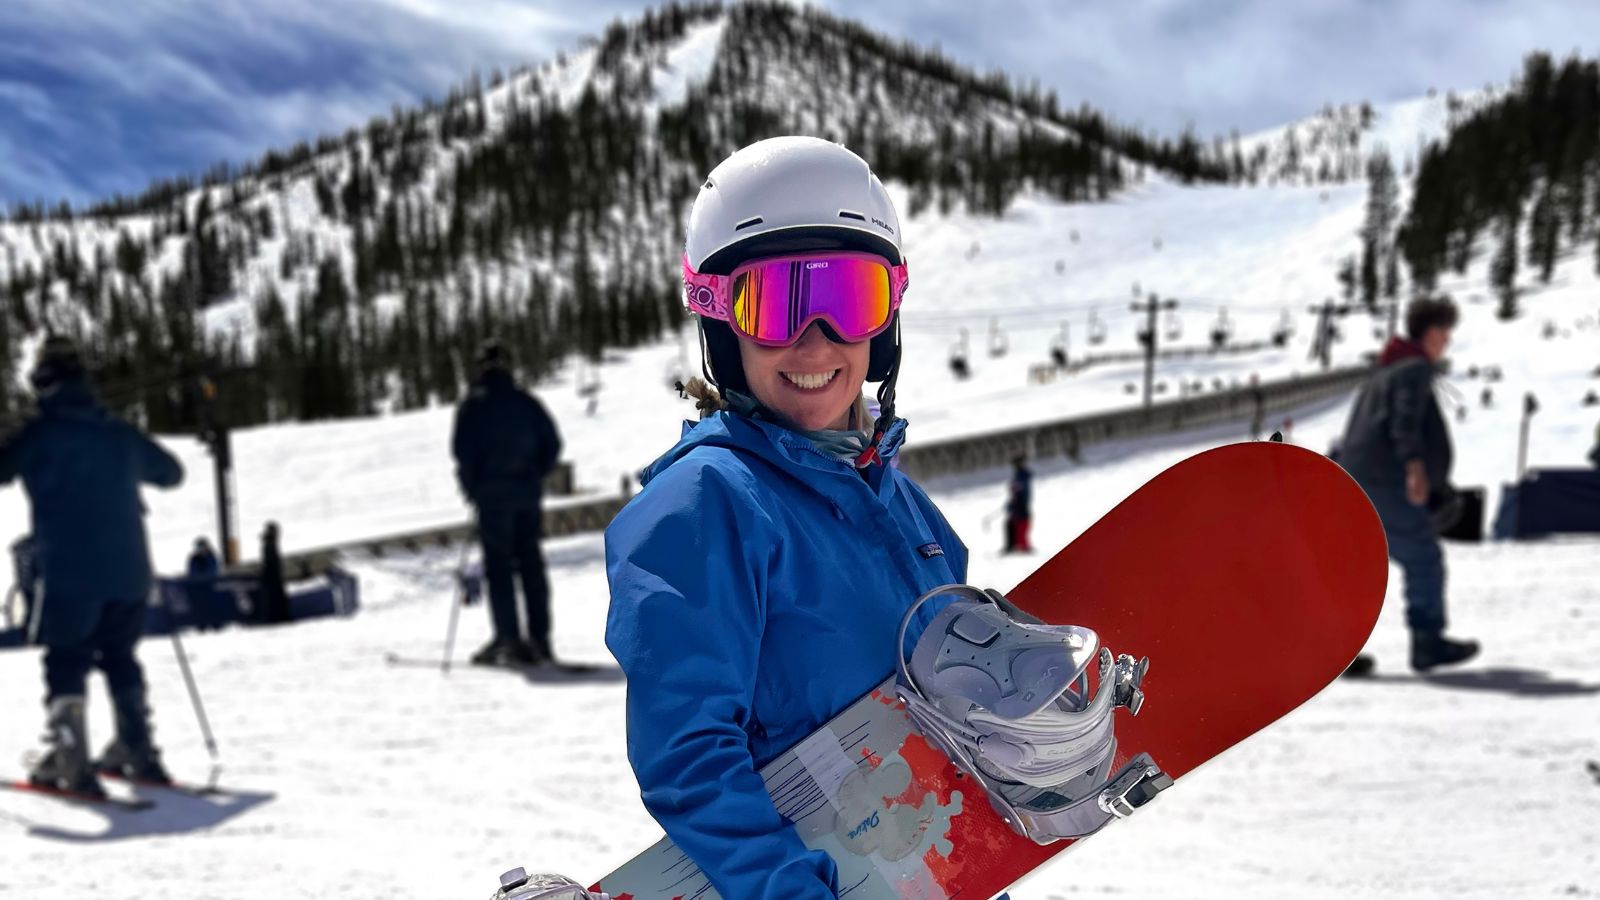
[[681, 376, 872, 431]]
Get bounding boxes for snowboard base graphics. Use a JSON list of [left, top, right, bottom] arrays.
[[592, 442, 1387, 899]]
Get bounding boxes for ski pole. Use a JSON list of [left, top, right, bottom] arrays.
[[441, 520, 476, 675], [168, 628, 223, 789]]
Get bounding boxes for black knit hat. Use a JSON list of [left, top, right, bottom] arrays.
[[30, 335, 85, 393], [476, 338, 510, 371]]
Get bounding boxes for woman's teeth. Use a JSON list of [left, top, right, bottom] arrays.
[[783, 370, 838, 390]]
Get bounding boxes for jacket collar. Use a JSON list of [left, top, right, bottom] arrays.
[[38, 378, 104, 421], [639, 411, 904, 494], [1378, 337, 1431, 367]]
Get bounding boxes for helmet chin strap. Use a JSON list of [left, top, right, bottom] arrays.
[[700, 317, 904, 468]]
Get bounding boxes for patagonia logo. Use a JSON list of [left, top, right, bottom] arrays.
[[918, 542, 944, 559]]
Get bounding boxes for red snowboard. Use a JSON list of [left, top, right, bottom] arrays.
[[593, 441, 1388, 899]]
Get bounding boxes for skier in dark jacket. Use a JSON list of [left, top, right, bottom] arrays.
[[1004, 454, 1034, 553], [185, 536, 224, 630], [1337, 297, 1478, 674], [451, 340, 563, 667], [187, 537, 219, 578], [258, 521, 290, 624], [0, 337, 184, 794]]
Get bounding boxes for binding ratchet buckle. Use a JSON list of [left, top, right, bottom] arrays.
[[1097, 756, 1173, 819]]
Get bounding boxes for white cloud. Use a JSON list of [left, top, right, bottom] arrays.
[[813, 0, 1600, 134], [3, 0, 1600, 205]]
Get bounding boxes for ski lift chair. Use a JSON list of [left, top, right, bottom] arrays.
[[949, 328, 971, 381], [988, 318, 1009, 359]]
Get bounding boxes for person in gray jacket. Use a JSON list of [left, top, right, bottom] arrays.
[[1338, 296, 1478, 674]]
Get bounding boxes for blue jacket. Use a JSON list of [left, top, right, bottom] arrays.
[[604, 412, 968, 900], [450, 369, 562, 509], [0, 379, 183, 644]]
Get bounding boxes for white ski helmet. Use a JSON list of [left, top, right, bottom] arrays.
[[685, 136, 903, 273], [684, 136, 906, 396]]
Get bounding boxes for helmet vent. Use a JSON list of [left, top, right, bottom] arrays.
[[734, 216, 765, 231], [838, 210, 867, 221]]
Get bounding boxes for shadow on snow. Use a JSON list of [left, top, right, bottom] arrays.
[[1355, 666, 1600, 698], [12, 785, 276, 843]]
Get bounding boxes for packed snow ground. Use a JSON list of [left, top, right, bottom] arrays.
[[2, 390, 1597, 899]]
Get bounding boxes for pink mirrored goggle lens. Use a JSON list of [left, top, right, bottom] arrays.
[[730, 256, 893, 345]]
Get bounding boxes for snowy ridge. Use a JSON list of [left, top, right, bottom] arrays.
[[1236, 88, 1501, 184]]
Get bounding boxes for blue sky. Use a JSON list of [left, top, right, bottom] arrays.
[[2, 0, 1597, 208]]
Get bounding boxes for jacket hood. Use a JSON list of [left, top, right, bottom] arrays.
[[1379, 337, 1430, 367], [637, 411, 903, 489]]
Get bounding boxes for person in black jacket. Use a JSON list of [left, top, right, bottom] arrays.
[[451, 339, 563, 667], [1337, 297, 1478, 674], [1003, 455, 1034, 554], [185, 536, 224, 630], [258, 521, 290, 624], [0, 337, 184, 794]]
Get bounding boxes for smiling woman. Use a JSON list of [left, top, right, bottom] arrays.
[[602, 136, 974, 899]]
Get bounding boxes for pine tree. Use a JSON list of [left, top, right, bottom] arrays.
[[1359, 237, 1380, 309], [1336, 255, 1358, 301], [1491, 215, 1520, 320], [1361, 151, 1400, 309], [1527, 185, 1560, 283]]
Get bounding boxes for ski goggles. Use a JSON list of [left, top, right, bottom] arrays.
[[683, 251, 908, 346]]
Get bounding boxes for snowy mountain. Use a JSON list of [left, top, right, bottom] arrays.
[[0, 0, 1226, 431]]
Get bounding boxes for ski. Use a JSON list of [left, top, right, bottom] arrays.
[[383, 651, 615, 679], [97, 771, 228, 797], [1, 779, 154, 811]]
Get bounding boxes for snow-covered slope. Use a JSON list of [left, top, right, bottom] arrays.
[[1236, 89, 1500, 184], [6, 137, 1596, 571]]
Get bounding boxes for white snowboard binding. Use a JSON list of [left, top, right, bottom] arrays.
[[489, 869, 608, 900], [895, 584, 1171, 844]]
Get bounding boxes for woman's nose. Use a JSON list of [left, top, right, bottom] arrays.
[[793, 321, 830, 348], [795, 319, 848, 348]]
